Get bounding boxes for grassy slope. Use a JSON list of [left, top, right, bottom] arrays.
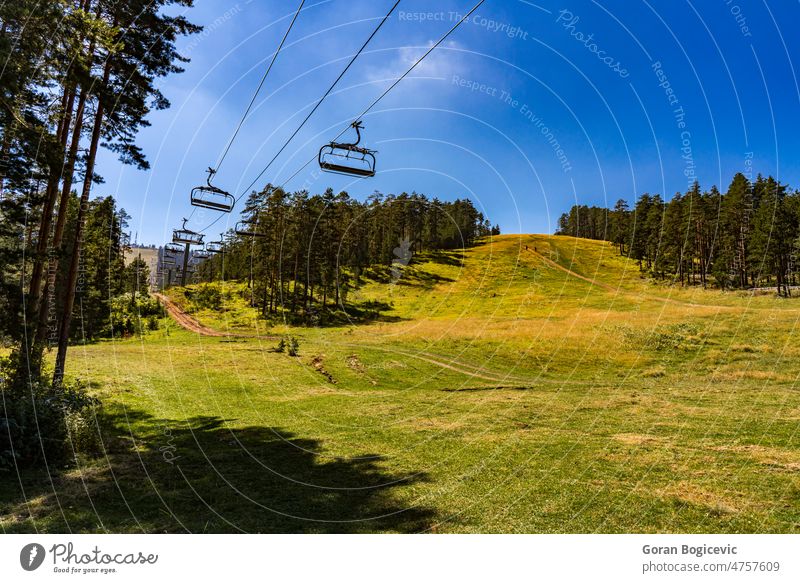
[[2, 234, 799, 533]]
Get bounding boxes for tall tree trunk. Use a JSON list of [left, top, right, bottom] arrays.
[[35, 85, 89, 347], [53, 61, 110, 386], [27, 84, 73, 322]]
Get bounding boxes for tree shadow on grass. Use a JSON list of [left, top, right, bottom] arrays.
[[0, 410, 436, 533], [423, 250, 465, 268], [270, 300, 407, 328], [365, 264, 455, 287]]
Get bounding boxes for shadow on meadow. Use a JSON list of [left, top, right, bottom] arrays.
[[424, 250, 465, 268], [361, 266, 455, 294], [0, 410, 436, 533]]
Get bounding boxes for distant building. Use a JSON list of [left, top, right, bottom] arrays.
[[140, 245, 207, 289], [123, 246, 160, 291]]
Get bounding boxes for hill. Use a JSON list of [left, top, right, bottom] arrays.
[[3, 235, 799, 534]]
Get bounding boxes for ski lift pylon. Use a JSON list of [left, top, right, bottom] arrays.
[[190, 168, 235, 212], [318, 121, 376, 178]]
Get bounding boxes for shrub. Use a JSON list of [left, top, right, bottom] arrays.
[[1, 358, 100, 469], [108, 293, 164, 337], [185, 284, 223, 310]]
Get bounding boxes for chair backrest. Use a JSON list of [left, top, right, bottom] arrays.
[[190, 185, 235, 212], [318, 145, 376, 177]]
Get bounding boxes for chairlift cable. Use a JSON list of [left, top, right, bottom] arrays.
[[200, 0, 485, 236], [279, 0, 487, 188], [198, 0, 402, 235], [236, 0, 402, 198], [213, 0, 307, 177], [183, 0, 306, 227]]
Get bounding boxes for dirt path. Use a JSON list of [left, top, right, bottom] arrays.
[[154, 293, 276, 339]]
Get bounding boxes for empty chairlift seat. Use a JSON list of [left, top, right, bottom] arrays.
[[205, 239, 224, 254], [235, 220, 267, 238], [318, 121, 376, 178], [190, 168, 235, 212]]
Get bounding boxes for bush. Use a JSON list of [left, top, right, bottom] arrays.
[[1, 357, 100, 470], [108, 293, 163, 337], [185, 284, 223, 311]]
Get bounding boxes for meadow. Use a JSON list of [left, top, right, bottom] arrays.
[[2, 234, 799, 533]]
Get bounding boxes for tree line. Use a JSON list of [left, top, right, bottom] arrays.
[[556, 173, 800, 295], [196, 187, 497, 322], [0, 0, 197, 388], [2, 0, 194, 471]]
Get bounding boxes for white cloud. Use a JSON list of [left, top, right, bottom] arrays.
[[362, 40, 465, 86]]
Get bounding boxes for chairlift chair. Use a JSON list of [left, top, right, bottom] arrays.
[[235, 220, 267, 238], [206, 237, 224, 254], [192, 249, 211, 259], [165, 243, 182, 254], [206, 233, 225, 254], [172, 218, 204, 245], [318, 121, 376, 178], [190, 168, 235, 212]]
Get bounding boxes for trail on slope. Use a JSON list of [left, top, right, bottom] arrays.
[[156, 291, 536, 384], [527, 246, 617, 292], [383, 348, 524, 383], [154, 293, 276, 339], [154, 295, 621, 387], [523, 246, 745, 311], [355, 344, 606, 388]]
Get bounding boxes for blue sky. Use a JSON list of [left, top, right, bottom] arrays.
[[94, 0, 800, 246]]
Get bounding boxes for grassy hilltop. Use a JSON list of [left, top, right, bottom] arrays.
[[3, 234, 800, 533]]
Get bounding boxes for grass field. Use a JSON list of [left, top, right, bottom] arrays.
[[3, 234, 800, 533]]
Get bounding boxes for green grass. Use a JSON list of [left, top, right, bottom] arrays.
[[3, 234, 800, 533]]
